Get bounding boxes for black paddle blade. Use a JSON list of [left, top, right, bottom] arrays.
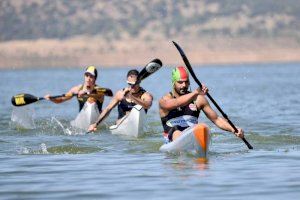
[[11, 93, 39, 106], [172, 41, 203, 88], [137, 58, 163, 83], [96, 88, 113, 97]]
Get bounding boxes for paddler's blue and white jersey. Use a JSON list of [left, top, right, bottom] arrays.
[[166, 115, 198, 128], [160, 92, 201, 141]]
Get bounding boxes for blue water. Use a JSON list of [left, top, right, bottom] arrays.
[[1, 62, 300, 199]]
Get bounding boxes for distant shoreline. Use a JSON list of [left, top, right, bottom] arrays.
[[1, 37, 300, 69]]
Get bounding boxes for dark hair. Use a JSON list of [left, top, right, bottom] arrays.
[[127, 69, 139, 77]]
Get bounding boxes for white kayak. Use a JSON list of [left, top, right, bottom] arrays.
[[70, 102, 100, 130], [159, 123, 210, 159], [109, 105, 145, 137]]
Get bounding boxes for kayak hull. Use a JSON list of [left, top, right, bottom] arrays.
[[109, 105, 145, 137], [159, 123, 210, 158], [70, 102, 100, 130]]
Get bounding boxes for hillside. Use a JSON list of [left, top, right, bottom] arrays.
[[0, 0, 300, 68]]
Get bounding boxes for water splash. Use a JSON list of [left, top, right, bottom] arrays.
[[40, 143, 49, 154], [11, 106, 36, 129], [51, 117, 72, 135], [17, 146, 30, 154]]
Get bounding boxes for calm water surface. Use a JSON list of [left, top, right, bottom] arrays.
[[1, 63, 300, 199]]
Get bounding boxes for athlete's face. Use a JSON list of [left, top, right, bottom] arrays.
[[174, 79, 189, 95], [127, 75, 140, 92], [84, 73, 96, 87]]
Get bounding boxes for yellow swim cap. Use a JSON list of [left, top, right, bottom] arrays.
[[85, 66, 98, 79]]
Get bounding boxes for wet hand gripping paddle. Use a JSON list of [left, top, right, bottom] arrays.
[[172, 41, 253, 149], [11, 88, 113, 107]]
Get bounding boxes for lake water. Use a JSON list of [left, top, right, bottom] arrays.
[[1, 62, 300, 199]]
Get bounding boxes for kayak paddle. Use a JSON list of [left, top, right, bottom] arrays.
[[135, 58, 163, 85], [172, 41, 253, 150], [11, 87, 113, 107]]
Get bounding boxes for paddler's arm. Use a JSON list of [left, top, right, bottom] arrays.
[[201, 97, 244, 138], [88, 90, 122, 132], [159, 88, 200, 111], [127, 92, 153, 109], [44, 86, 79, 104]]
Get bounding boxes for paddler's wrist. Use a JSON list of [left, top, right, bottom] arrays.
[[191, 90, 199, 99], [229, 127, 236, 134], [231, 127, 242, 137], [95, 121, 100, 126], [233, 130, 238, 137]]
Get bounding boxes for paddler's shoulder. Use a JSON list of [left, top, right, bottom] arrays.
[[69, 84, 82, 93], [161, 92, 173, 100], [159, 92, 173, 105]]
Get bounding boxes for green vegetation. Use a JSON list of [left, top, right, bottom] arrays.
[[1, 0, 299, 41]]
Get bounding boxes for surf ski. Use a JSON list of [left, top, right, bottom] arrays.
[[109, 105, 145, 137], [70, 101, 100, 130], [160, 123, 210, 158]]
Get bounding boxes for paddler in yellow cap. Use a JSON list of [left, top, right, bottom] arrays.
[[44, 66, 112, 112], [159, 66, 244, 143]]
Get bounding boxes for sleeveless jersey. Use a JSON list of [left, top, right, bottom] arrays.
[[161, 92, 200, 133], [77, 85, 103, 112], [117, 87, 147, 119]]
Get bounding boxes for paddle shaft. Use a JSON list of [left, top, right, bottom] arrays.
[[44, 88, 112, 100], [172, 41, 253, 149], [40, 94, 71, 101], [44, 87, 112, 99], [36, 91, 108, 101]]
